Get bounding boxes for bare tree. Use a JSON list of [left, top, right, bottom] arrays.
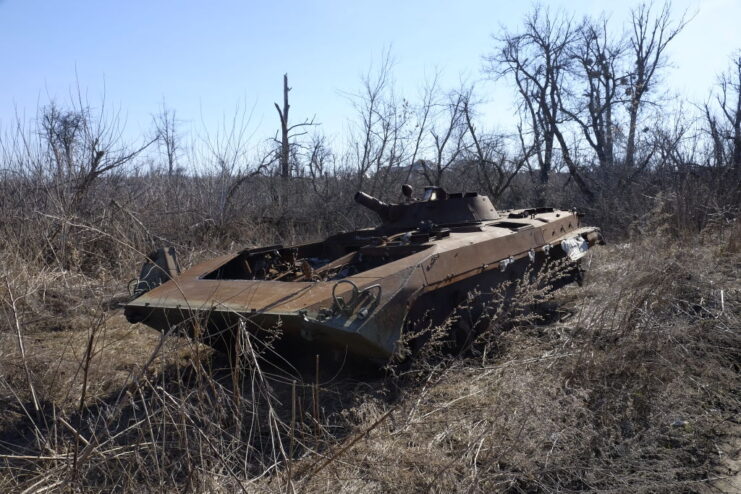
[[39, 100, 153, 217], [707, 54, 741, 171], [350, 56, 392, 192], [420, 91, 469, 186], [346, 53, 421, 197], [562, 16, 626, 169], [701, 53, 741, 213], [489, 6, 594, 200], [399, 74, 438, 194], [306, 133, 335, 201], [197, 102, 262, 225], [624, 2, 687, 168], [152, 102, 179, 175], [274, 73, 316, 178], [462, 94, 531, 201]]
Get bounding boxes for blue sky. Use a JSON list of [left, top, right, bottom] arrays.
[[1, 0, 739, 148]]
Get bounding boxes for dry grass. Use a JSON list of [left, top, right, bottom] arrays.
[[279, 233, 739, 493], [0, 225, 738, 493], [1, 53, 739, 491]]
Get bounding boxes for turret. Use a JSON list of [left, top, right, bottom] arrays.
[[355, 185, 500, 230]]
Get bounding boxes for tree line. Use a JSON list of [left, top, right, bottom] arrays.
[[0, 1, 738, 275]]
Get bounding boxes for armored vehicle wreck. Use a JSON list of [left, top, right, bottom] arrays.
[[125, 186, 603, 362]]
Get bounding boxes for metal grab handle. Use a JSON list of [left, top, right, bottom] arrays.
[[332, 279, 359, 314], [361, 284, 382, 305], [331, 281, 383, 316]]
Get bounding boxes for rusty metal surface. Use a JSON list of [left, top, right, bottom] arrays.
[[125, 186, 604, 361]]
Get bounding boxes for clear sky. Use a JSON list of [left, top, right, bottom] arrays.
[[1, 0, 739, 149]]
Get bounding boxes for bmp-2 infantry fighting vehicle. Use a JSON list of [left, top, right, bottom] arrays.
[[124, 186, 603, 362]]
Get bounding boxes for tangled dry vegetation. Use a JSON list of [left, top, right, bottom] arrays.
[[0, 212, 738, 492], [305, 231, 740, 492], [2, 4, 740, 488]]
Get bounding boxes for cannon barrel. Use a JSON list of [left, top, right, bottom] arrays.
[[354, 191, 392, 221]]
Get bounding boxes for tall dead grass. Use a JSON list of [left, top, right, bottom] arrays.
[[0, 101, 737, 493], [1, 223, 738, 493], [0, 59, 738, 492], [286, 230, 739, 493]]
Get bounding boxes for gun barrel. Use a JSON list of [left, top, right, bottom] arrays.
[[354, 191, 391, 220]]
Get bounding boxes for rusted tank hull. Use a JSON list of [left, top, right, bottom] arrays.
[[125, 201, 603, 363]]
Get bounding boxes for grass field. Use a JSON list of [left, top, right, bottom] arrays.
[[1, 222, 738, 493]]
